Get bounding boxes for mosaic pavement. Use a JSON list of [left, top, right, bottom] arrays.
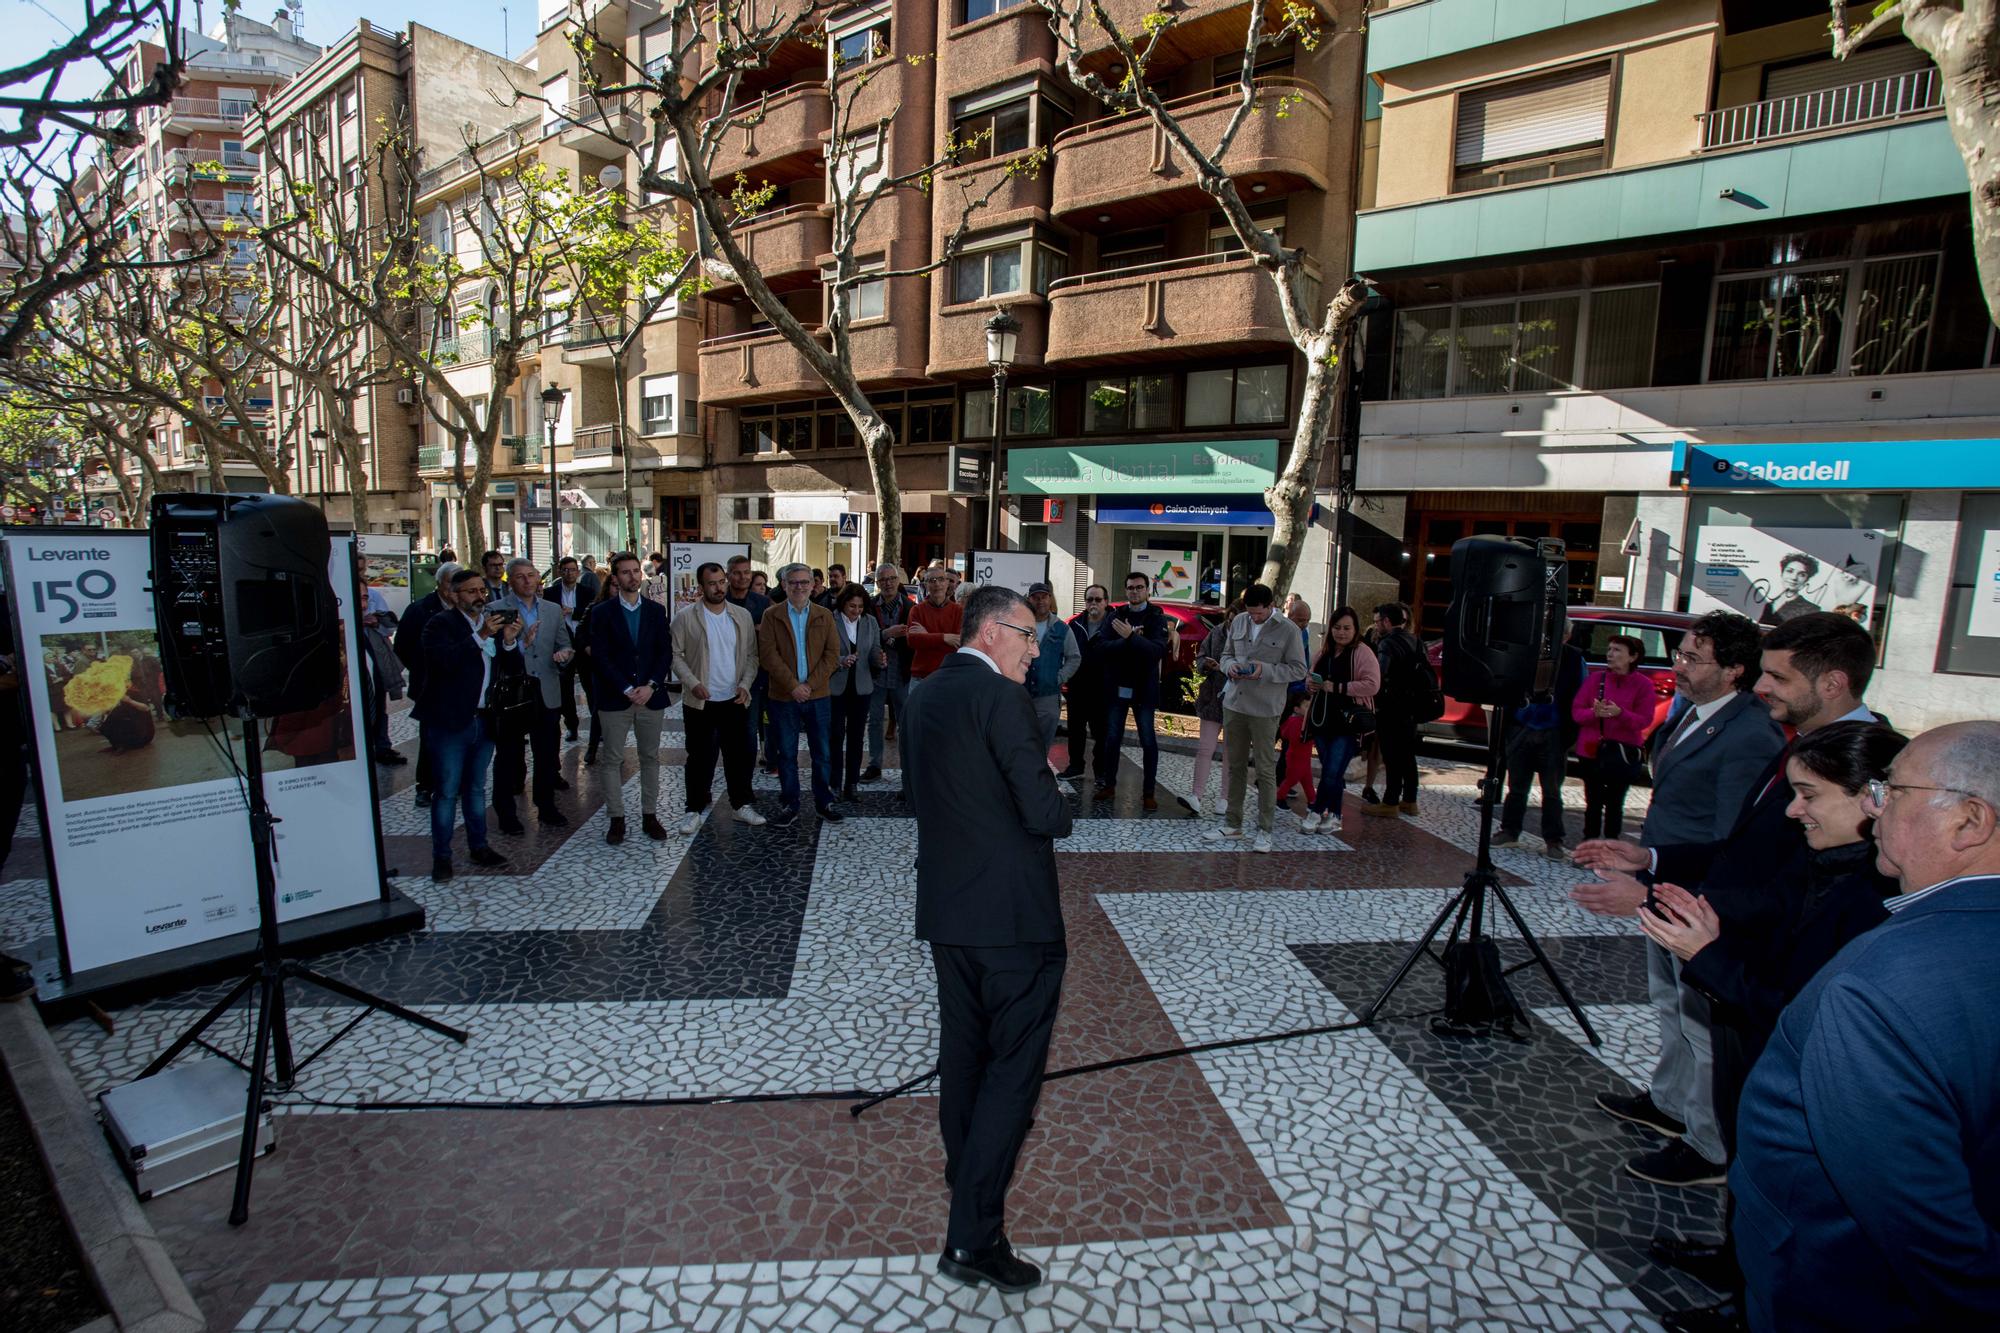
[[0, 700, 1730, 1332]]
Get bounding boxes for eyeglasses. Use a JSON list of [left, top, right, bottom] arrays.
[[1085, 595, 1106, 602], [1863, 779, 1977, 810], [1671, 650, 1716, 666], [991, 619, 1038, 643]]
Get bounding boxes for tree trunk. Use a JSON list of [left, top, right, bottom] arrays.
[[858, 414, 902, 572], [460, 430, 490, 558], [345, 437, 372, 531], [611, 350, 641, 552], [1937, 42, 2000, 326], [1259, 332, 1341, 598]]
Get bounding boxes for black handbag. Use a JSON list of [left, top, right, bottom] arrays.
[[1596, 739, 1649, 786], [1307, 648, 1375, 737], [484, 664, 538, 714]]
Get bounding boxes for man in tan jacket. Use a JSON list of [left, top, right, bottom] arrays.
[[757, 561, 844, 826], [669, 561, 765, 836]]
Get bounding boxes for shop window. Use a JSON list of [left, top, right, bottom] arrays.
[[1684, 492, 1904, 640], [829, 6, 891, 69], [963, 383, 1051, 438], [1389, 285, 1657, 399], [1186, 364, 1289, 427], [1938, 492, 2000, 677], [1453, 63, 1610, 194], [1084, 374, 1171, 433]]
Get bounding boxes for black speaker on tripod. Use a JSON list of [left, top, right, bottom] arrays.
[[151, 492, 340, 720], [1439, 534, 1570, 708]]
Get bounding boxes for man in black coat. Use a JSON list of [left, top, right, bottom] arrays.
[[584, 553, 675, 844], [1094, 571, 1170, 809], [413, 568, 519, 881], [393, 561, 460, 807], [903, 585, 1073, 1295], [1061, 584, 1115, 784]]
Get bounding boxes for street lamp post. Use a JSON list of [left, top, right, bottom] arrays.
[[982, 308, 1020, 552], [308, 427, 328, 513], [541, 386, 566, 565]]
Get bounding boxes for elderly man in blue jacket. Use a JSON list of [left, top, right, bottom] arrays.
[[1732, 720, 2000, 1332]]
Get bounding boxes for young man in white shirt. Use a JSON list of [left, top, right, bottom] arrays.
[[669, 561, 765, 835]]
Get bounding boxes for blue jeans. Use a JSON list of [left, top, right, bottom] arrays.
[[1310, 733, 1362, 815], [866, 676, 908, 767], [768, 696, 835, 811], [1103, 697, 1159, 796], [427, 715, 493, 860]]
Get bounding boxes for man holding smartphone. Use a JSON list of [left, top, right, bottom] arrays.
[[1204, 583, 1307, 852], [1095, 573, 1170, 810]]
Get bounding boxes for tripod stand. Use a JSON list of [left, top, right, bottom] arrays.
[[1359, 710, 1599, 1045], [138, 714, 469, 1225]]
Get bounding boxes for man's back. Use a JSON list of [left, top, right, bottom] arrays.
[[1733, 877, 2000, 1331], [904, 654, 1072, 947]]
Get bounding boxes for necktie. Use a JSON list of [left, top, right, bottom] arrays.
[[1667, 704, 1704, 749], [1755, 740, 1795, 807]]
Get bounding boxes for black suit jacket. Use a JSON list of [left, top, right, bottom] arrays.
[[1652, 742, 1805, 940], [904, 653, 1073, 947], [393, 590, 447, 698], [412, 609, 501, 731], [1102, 602, 1170, 703], [583, 595, 672, 713]]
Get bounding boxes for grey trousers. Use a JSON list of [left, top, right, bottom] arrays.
[[596, 705, 664, 819], [1030, 694, 1061, 758], [1223, 708, 1280, 833], [1645, 937, 1726, 1164]]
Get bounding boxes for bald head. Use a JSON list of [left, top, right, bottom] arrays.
[[1872, 721, 2000, 892]]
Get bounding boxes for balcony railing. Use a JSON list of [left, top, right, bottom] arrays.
[[504, 434, 542, 467], [167, 97, 253, 123], [434, 328, 494, 364], [1047, 248, 1318, 312], [165, 147, 260, 175], [564, 315, 626, 348], [1699, 67, 1942, 151], [571, 424, 622, 458], [417, 446, 448, 470], [174, 196, 259, 223]]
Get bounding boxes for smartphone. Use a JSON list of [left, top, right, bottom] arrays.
[[1309, 673, 1323, 684], [492, 609, 520, 625]]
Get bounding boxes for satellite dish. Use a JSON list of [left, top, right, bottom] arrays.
[[597, 165, 623, 189]]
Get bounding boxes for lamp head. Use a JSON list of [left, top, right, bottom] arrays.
[[983, 307, 1021, 370]]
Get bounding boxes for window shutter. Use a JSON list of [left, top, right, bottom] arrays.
[[1762, 42, 1928, 101], [1454, 64, 1611, 168]]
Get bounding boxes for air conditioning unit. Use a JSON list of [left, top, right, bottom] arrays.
[[395, 387, 415, 405]]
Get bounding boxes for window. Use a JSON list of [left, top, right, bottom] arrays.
[[337, 83, 357, 121], [228, 238, 255, 266], [1453, 63, 1610, 193], [1389, 286, 1658, 398], [424, 205, 455, 256], [949, 81, 1072, 163], [953, 240, 1023, 303], [1084, 375, 1171, 433], [218, 86, 256, 117], [1850, 254, 1939, 377], [1938, 492, 2000, 677], [640, 375, 676, 435], [224, 188, 254, 217], [904, 390, 954, 443], [640, 19, 678, 81], [1035, 246, 1067, 293], [739, 415, 776, 455], [830, 129, 885, 199], [1207, 207, 1285, 256], [961, 0, 1027, 21], [1099, 228, 1166, 273], [964, 383, 1050, 438], [835, 262, 886, 322], [542, 75, 569, 137], [829, 6, 890, 69], [1186, 364, 1290, 427], [1709, 269, 1849, 380]]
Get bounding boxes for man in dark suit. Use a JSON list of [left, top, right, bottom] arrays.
[[1094, 571, 1170, 809], [489, 557, 574, 834], [1062, 584, 1115, 785], [393, 561, 461, 809], [585, 552, 674, 845], [413, 568, 519, 881], [903, 584, 1072, 1295], [1578, 617, 1875, 1263], [1733, 721, 2000, 1333]]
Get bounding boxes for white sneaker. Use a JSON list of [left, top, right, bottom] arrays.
[[733, 804, 766, 827], [1299, 812, 1321, 833], [1186, 795, 1205, 818], [1202, 825, 1243, 842], [1251, 833, 1273, 853], [1321, 813, 1342, 835], [677, 811, 703, 837]]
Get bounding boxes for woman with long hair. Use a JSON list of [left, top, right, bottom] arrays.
[[1300, 606, 1380, 834]]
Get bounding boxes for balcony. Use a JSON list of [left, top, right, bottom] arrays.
[[504, 434, 544, 468], [417, 446, 450, 472], [164, 146, 259, 177], [1052, 79, 1333, 224], [697, 326, 828, 405], [172, 197, 259, 226], [164, 97, 254, 129], [709, 85, 831, 187], [931, 299, 1048, 377], [559, 95, 641, 160], [562, 315, 627, 365], [1700, 67, 1943, 152], [942, 2, 1055, 95], [708, 205, 831, 295], [934, 152, 1051, 224], [435, 328, 494, 365], [571, 424, 623, 460], [1044, 252, 1301, 366]]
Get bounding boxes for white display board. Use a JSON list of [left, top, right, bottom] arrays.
[[1132, 548, 1200, 601], [357, 532, 414, 616], [1690, 525, 1889, 630], [665, 542, 751, 615], [1970, 530, 2000, 640], [5, 531, 388, 976], [968, 550, 1049, 597]]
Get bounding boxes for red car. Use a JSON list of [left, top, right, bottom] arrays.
[[1422, 605, 1699, 748]]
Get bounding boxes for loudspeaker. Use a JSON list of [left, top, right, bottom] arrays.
[[151, 493, 340, 719], [1439, 535, 1568, 707]]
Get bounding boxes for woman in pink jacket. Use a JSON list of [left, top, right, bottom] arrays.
[[1571, 634, 1657, 840], [1301, 607, 1381, 834]]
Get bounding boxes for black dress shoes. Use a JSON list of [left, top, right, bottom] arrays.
[[642, 814, 669, 841], [537, 807, 570, 829], [1660, 1295, 1748, 1333], [430, 857, 452, 882], [817, 803, 845, 823], [937, 1238, 1041, 1293], [861, 764, 882, 782], [495, 813, 526, 836], [1649, 1235, 1738, 1291], [552, 775, 571, 791], [467, 846, 508, 868], [607, 816, 626, 845]]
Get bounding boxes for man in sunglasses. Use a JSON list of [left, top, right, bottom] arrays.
[[1061, 584, 1113, 782], [903, 585, 1071, 1297]]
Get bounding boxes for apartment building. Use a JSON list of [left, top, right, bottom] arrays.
[[1354, 0, 2000, 729], [91, 10, 321, 499], [696, 0, 1367, 603], [250, 20, 532, 538]]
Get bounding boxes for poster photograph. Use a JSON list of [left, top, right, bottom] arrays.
[[1690, 525, 1890, 629], [357, 533, 414, 617], [1969, 529, 2000, 641], [665, 541, 749, 614], [1133, 549, 1201, 601]]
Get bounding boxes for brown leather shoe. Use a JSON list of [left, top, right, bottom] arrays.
[[1399, 800, 1420, 816], [642, 814, 668, 841], [1361, 802, 1401, 818], [1142, 794, 1158, 812], [607, 816, 626, 845], [1092, 785, 1116, 802]]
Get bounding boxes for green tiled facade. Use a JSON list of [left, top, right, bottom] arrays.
[[1364, 0, 1661, 74]]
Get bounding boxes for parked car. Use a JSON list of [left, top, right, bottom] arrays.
[[1421, 605, 1702, 748]]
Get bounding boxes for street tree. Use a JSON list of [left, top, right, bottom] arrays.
[[1044, 0, 1367, 598]]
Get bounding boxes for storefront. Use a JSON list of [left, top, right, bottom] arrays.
[[1009, 438, 1332, 610], [1653, 438, 2000, 730], [722, 492, 869, 582]]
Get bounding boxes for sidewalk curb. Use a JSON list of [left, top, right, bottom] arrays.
[[0, 999, 205, 1333]]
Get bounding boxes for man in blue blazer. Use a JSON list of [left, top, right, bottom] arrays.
[[903, 585, 1072, 1295], [392, 561, 459, 808], [1733, 720, 2000, 1332], [413, 568, 521, 881], [585, 553, 673, 845]]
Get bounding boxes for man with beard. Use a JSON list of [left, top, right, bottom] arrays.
[[668, 562, 765, 834]]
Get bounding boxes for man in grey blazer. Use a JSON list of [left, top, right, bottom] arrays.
[[488, 557, 576, 834], [1581, 611, 1783, 1183]]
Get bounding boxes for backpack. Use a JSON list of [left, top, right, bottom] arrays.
[[1384, 631, 1445, 723]]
